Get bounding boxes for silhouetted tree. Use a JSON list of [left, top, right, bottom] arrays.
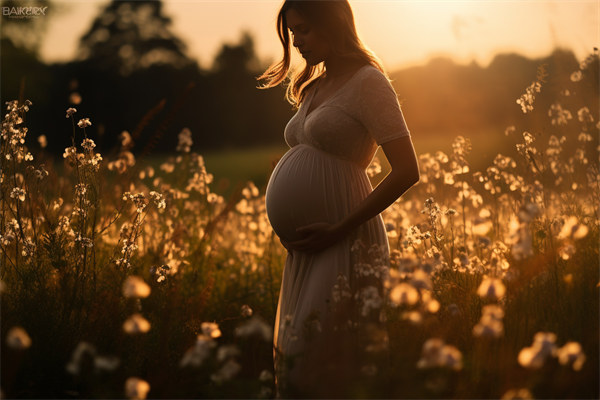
[[77, 0, 195, 75], [212, 31, 260, 76], [0, 0, 53, 54]]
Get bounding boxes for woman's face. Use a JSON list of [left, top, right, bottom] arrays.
[[285, 8, 330, 66]]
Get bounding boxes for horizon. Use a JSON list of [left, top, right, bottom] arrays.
[[29, 0, 599, 72]]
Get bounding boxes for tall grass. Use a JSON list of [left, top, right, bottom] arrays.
[[1, 50, 598, 399]]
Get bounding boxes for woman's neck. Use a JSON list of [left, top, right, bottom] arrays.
[[323, 56, 365, 80]]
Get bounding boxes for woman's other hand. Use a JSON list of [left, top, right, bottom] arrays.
[[282, 222, 346, 253]]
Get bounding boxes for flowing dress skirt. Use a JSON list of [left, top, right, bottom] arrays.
[[265, 144, 390, 398]]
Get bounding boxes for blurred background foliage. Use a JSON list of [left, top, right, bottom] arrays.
[[1, 0, 598, 165]]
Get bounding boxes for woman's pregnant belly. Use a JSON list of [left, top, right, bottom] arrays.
[[265, 144, 365, 243]]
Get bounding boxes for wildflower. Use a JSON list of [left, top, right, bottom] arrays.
[[207, 193, 220, 203], [558, 244, 576, 260], [66, 341, 96, 375], [472, 217, 492, 236], [504, 126, 516, 136], [570, 69, 584, 82], [410, 269, 432, 290], [548, 103, 572, 126], [516, 81, 541, 113], [359, 286, 383, 316], [473, 305, 504, 338], [501, 388, 534, 399], [122, 276, 151, 298], [149, 191, 166, 209], [402, 310, 423, 324], [38, 134, 47, 148], [507, 215, 533, 260], [88, 153, 103, 170], [75, 183, 87, 197], [435, 150, 449, 163], [65, 107, 77, 118], [94, 355, 120, 372], [77, 118, 92, 128], [477, 276, 506, 301], [10, 187, 26, 202], [74, 234, 93, 249], [139, 166, 155, 180], [390, 282, 419, 306], [425, 297, 440, 313], [6, 326, 32, 349], [577, 106, 594, 124], [69, 92, 82, 105], [241, 304, 253, 317], [417, 338, 463, 371], [35, 166, 49, 180], [235, 316, 272, 341], [557, 216, 588, 240], [331, 274, 352, 303], [211, 359, 241, 384], [240, 182, 259, 198], [160, 162, 175, 173], [557, 341, 586, 371], [180, 335, 217, 368], [176, 127, 193, 153], [259, 369, 273, 382], [518, 332, 557, 369], [201, 322, 221, 338], [125, 377, 150, 400], [216, 345, 240, 362], [81, 138, 96, 151], [123, 314, 151, 334], [119, 130, 133, 148]]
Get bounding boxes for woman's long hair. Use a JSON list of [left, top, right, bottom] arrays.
[[257, 0, 386, 108]]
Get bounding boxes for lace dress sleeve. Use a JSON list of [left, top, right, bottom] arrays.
[[358, 69, 411, 145]]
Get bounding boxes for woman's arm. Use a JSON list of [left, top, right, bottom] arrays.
[[284, 135, 419, 253]]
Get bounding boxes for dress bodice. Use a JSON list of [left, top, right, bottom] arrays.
[[283, 64, 411, 169]]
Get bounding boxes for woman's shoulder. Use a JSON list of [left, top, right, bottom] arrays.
[[350, 64, 395, 100], [357, 63, 390, 84]]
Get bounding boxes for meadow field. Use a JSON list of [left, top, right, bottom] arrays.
[[1, 53, 598, 399]]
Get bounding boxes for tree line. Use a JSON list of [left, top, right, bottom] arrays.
[[1, 0, 597, 159]]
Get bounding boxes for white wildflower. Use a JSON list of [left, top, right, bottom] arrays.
[[180, 335, 216, 368], [122, 276, 151, 298], [241, 304, 253, 317], [417, 338, 463, 371], [210, 359, 241, 384], [557, 341, 586, 371], [123, 314, 151, 334], [201, 322, 222, 339], [65, 107, 77, 118], [125, 377, 150, 400], [6, 326, 32, 349], [235, 316, 272, 341], [77, 118, 92, 128], [518, 332, 557, 369], [390, 282, 419, 306], [477, 276, 506, 301], [38, 135, 47, 148]]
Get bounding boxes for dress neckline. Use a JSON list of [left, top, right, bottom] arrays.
[[304, 64, 371, 119]]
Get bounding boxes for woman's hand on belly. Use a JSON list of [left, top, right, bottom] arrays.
[[281, 221, 346, 253]]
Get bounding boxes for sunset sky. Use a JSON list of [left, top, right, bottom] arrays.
[[39, 0, 599, 71]]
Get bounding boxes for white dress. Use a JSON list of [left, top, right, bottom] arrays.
[[265, 64, 411, 397]]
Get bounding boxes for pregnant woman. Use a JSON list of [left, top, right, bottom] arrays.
[[258, 1, 420, 397]]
